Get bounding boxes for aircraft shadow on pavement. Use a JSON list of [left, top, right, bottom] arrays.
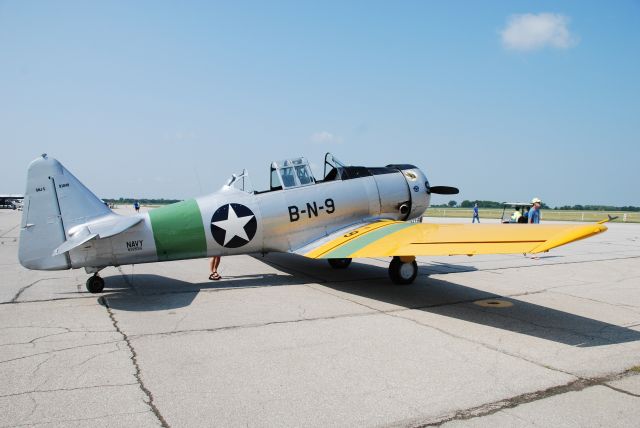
[[100, 272, 301, 312], [259, 253, 640, 348], [258, 252, 479, 280]]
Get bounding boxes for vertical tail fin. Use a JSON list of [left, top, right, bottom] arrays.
[[19, 154, 111, 270]]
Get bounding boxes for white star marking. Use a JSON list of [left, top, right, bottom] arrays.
[[211, 204, 254, 246]]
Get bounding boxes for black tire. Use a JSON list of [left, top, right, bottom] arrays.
[[388, 257, 418, 285], [86, 276, 105, 293], [328, 258, 352, 269]]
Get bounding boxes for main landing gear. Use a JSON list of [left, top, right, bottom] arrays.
[[86, 274, 105, 293], [328, 256, 419, 285], [388, 256, 418, 285]]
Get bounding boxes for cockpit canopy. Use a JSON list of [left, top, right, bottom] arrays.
[[229, 153, 387, 194], [270, 157, 315, 190]]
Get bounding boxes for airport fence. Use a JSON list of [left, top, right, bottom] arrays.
[[425, 208, 640, 223]]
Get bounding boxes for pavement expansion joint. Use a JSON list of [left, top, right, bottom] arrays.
[[129, 310, 380, 339], [102, 296, 170, 428], [462, 300, 625, 347], [547, 289, 640, 314], [412, 369, 640, 427], [307, 280, 583, 379], [478, 254, 640, 274], [385, 309, 579, 379]]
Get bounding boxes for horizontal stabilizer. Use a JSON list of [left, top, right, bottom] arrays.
[[86, 215, 143, 239], [52, 231, 98, 256], [52, 214, 143, 256]]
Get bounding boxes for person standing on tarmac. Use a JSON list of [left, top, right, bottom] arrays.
[[472, 203, 480, 223], [209, 256, 221, 280], [528, 198, 542, 224]]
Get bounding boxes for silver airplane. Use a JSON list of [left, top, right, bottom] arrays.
[[19, 154, 608, 293]]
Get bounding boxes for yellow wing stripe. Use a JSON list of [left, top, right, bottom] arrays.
[[304, 220, 403, 258]]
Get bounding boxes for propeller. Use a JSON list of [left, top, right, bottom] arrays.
[[427, 185, 459, 195]]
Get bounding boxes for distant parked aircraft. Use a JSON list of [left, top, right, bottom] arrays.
[[0, 194, 23, 210]]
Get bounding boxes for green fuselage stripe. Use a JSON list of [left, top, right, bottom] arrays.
[[149, 199, 207, 261], [322, 222, 413, 258]]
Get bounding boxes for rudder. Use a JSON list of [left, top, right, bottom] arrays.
[[19, 154, 111, 270]]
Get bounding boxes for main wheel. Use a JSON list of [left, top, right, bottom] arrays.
[[388, 257, 418, 285], [328, 258, 352, 269], [86, 275, 105, 293]]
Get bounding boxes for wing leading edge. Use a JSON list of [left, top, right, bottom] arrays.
[[300, 220, 607, 259]]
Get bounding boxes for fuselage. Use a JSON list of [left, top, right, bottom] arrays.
[[66, 164, 431, 270]]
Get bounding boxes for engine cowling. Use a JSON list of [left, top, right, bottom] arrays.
[[389, 165, 430, 221]]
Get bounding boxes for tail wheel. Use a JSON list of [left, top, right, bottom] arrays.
[[388, 256, 418, 285], [86, 275, 105, 293], [328, 258, 352, 269]]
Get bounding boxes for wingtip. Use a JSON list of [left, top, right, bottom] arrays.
[[530, 223, 608, 254]]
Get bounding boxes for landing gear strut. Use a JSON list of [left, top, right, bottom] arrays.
[[86, 274, 105, 293], [388, 256, 418, 285], [328, 258, 352, 269]]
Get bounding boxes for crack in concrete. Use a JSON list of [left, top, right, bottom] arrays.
[[116, 265, 140, 295], [0, 223, 19, 238], [100, 296, 169, 428], [7, 410, 153, 427], [0, 382, 139, 399], [76, 347, 122, 367], [411, 369, 640, 427], [0, 295, 99, 306], [602, 381, 640, 398], [0, 340, 122, 365], [0, 328, 72, 347], [9, 278, 60, 303], [30, 355, 54, 375]]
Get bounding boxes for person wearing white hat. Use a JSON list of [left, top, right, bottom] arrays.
[[528, 198, 542, 224]]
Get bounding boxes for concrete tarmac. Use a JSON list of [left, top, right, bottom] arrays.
[[1, 207, 639, 427]]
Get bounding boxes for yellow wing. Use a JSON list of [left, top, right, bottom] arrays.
[[299, 220, 607, 259]]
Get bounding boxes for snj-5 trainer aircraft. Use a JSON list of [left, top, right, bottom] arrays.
[[19, 153, 608, 293]]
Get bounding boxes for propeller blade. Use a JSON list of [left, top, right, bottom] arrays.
[[429, 186, 459, 195]]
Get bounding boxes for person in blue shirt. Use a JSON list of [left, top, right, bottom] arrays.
[[528, 198, 542, 224], [472, 203, 480, 223], [134, 201, 140, 213]]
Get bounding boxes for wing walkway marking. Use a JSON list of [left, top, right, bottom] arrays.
[[318, 222, 413, 259], [305, 221, 396, 258]]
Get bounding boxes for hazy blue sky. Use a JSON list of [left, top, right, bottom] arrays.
[[1, 1, 639, 206]]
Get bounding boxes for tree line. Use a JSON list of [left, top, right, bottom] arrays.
[[103, 198, 182, 205], [433, 200, 639, 212]]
